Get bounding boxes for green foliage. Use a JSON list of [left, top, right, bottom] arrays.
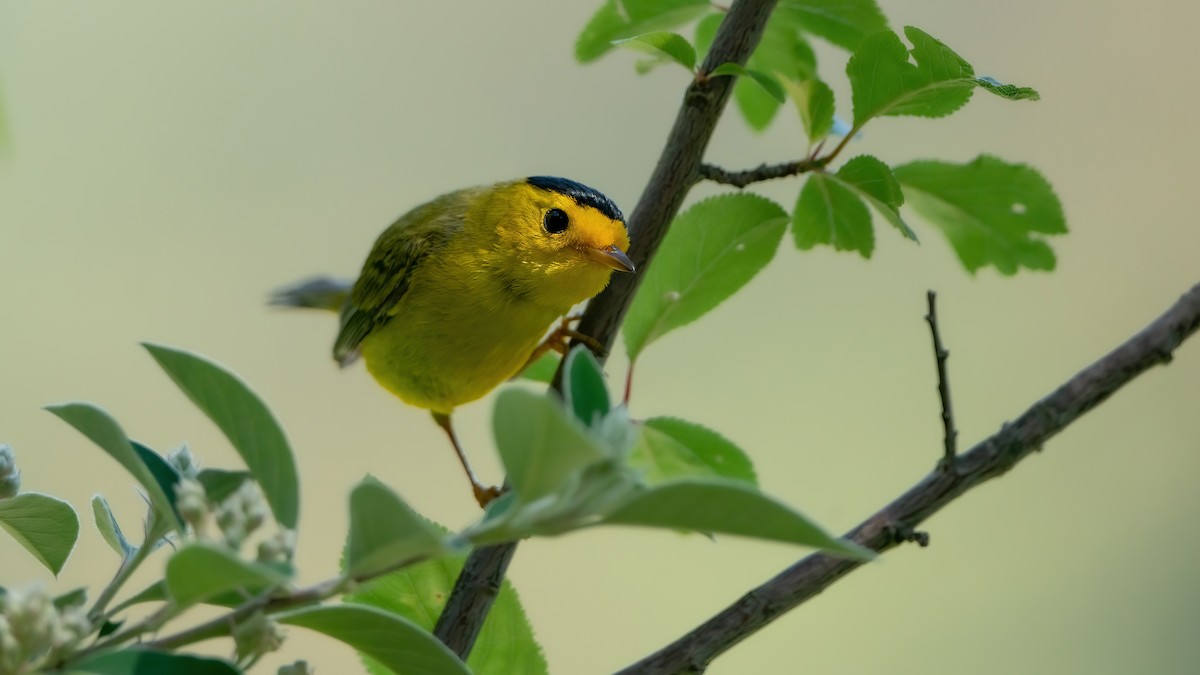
[[165, 543, 291, 609], [278, 605, 471, 675], [516, 352, 560, 384], [793, 155, 917, 256], [775, 0, 888, 50], [780, 75, 834, 145], [576, 0, 710, 62], [0, 493, 79, 576], [629, 417, 757, 485], [563, 347, 611, 428], [345, 477, 453, 577], [72, 649, 240, 675], [847, 26, 1038, 128], [348, 555, 548, 675], [91, 494, 134, 558], [144, 343, 300, 530], [45, 402, 182, 534], [196, 469, 254, 504], [709, 63, 786, 103], [614, 31, 696, 71], [624, 194, 788, 361], [894, 155, 1066, 273], [605, 479, 873, 559]]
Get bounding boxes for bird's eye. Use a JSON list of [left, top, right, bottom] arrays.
[[543, 208, 569, 235]]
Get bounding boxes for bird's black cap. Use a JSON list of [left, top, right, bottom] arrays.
[[527, 176, 624, 223]]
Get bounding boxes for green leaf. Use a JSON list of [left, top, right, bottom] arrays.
[[278, 605, 470, 675], [614, 31, 696, 71], [847, 26, 1039, 127], [717, 12, 817, 130], [143, 344, 300, 530], [835, 155, 917, 240], [0, 493, 79, 575], [623, 194, 788, 361], [492, 389, 606, 504], [345, 477, 450, 578], [709, 63, 786, 103], [54, 587, 88, 611], [605, 478, 873, 559], [130, 441, 182, 524], [195, 469, 253, 505], [780, 75, 835, 144], [576, 0, 711, 63], [562, 346, 611, 428], [92, 494, 135, 557], [629, 418, 756, 485], [45, 402, 182, 534], [777, 0, 889, 50], [793, 171, 875, 256], [111, 579, 253, 614], [348, 553, 547, 675], [71, 648, 240, 675], [517, 352, 560, 384], [165, 542, 291, 609], [894, 155, 1066, 274]]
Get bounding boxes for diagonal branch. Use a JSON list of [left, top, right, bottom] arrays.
[[925, 291, 959, 467], [697, 158, 824, 188], [619, 282, 1200, 674], [432, 0, 783, 657]]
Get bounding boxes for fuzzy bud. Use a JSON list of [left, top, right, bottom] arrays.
[[233, 612, 285, 663], [174, 478, 209, 534], [256, 528, 296, 565], [166, 444, 200, 479], [0, 444, 21, 499]]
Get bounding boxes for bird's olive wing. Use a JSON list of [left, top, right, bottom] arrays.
[[332, 194, 465, 366]]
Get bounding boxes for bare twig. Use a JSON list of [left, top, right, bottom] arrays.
[[617, 282, 1200, 674], [431, 0, 783, 658], [696, 158, 824, 188], [925, 291, 959, 468]]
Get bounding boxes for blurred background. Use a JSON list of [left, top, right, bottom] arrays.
[[1, 1, 1197, 673]]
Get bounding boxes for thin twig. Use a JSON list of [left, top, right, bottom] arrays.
[[618, 281, 1200, 674], [431, 0, 783, 659], [925, 291, 959, 468], [696, 158, 825, 188]]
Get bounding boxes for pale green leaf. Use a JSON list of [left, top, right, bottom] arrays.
[[562, 346, 611, 428], [605, 478, 873, 559], [835, 155, 917, 240], [777, 0, 888, 50], [492, 389, 606, 504], [279, 605, 470, 675], [894, 155, 1065, 274], [348, 554, 547, 675], [0, 493, 79, 576], [780, 75, 835, 144], [45, 402, 181, 533], [629, 417, 756, 485], [614, 31, 696, 71], [793, 172, 874, 256], [143, 344, 299, 529], [165, 542, 291, 608], [576, 0, 711, 63], [624, 193, 788, 361], [71, 649, 240, 675], [345, 477, 450, 578], [91, 494, 134, 558]]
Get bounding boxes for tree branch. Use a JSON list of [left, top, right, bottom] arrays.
[[618, 282, 1200, 674], [696, 158, 824, 188], [432, 0, 782, 658], [925, 291, 959, 467]]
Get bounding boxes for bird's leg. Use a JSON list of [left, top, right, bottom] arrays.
[[523, 314, 606, 370], [431, 411, 502, 508]]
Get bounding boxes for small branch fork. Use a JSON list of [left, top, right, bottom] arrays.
[[925, 291, 959, 469], [696, 157, 825, 189], [617, 282, 1200, 674]]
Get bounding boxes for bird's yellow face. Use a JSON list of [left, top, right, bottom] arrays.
[[482, 177, 634, 310]]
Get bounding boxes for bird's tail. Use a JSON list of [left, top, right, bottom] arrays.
[[268, 276, 353, 313]]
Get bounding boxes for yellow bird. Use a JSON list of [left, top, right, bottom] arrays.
[[272, 177, 634, 506]]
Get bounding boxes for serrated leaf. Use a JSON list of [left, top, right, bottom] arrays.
[[710, 63, 786, 103], [847, 26, 1039, 128], [279, 605, 470, 675], [92, 494, 135, 557], [725, 13, 818, 130], [45, 402, 182, 534], [576, 0, 711, 63], [72, 649, 240, 675], [348, 554, 547, 675], [195, 469, 253, 505], [165, 542, 291, 608], [894, 155, 1065, 274], [630, 418, 756, 485], [345, 477, 450, 578], [614, 31, 696, 71], [516, 352, 561, 385], [793, 172, 875, 256], [624, 194, 788, 361], [143, 344, 299, 529], [780, 75, 835, 144], [835, 155, 917, 240], [493, 389, 606, 504], [0, 493, 79, 575], [605, 478, 873, 559], [562, 347, 611, 428], [777, 0, 888, 50]]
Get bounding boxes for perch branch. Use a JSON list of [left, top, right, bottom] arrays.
[[618, 282, 1200, 674], [432, 0, 783, 658], [925, 291, 959, 467], [696, 158, 824, 188]]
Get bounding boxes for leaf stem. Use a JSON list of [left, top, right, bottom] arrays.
[[88, 538, 154, 624]]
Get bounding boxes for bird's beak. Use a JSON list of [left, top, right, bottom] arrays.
[[585, 244, 636, 273]]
